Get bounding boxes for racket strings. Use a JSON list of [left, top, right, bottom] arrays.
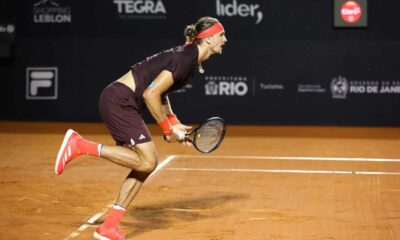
[[195, 120, 225, 153]]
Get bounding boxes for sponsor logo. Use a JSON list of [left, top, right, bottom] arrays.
[[331, 75, 349, 99], [26, 67, 58, 100], [341, 1, 362, 23], [216, 0, 263, 24], [259, 83, 284, 91], [113, 0, 167, 19], [33, 0, 71, 23], [0, 24, 15, 33], [205, 76, 248, 96], [349, 81, 379, 93], [380, 81, 400, 94], [330, 76, 400, 99], [298, 84, 326, 93], [334, 0, 367, 27]]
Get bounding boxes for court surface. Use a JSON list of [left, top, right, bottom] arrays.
[[1, 122, 400, 240]]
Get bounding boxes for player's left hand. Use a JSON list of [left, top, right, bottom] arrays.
[[164, 124, 192, 146], [174, 124, 192, 146], [173, 124, 192, 135]]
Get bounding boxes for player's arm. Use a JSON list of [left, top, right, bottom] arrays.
[[161, 94, 192, 145], [143, 70, 173, 123], [161, 95, 173, 115], [143, 70, 191, 142], [161, 95, 180, 125]]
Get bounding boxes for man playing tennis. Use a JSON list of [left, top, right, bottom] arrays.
[[54, 16, 227, 240]]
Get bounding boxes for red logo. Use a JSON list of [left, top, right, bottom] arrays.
[[340, 1, 362, 23]]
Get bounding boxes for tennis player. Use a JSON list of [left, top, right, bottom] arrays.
[[54, 16, 227, 240]]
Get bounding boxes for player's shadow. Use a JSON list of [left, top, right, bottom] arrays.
[[124, 193, 247, 238]]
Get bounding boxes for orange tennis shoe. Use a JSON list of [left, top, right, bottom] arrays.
[[54, 129, 82, 175], [93, 225, 125, 240]]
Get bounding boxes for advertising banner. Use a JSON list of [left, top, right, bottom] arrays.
[[1, 0, 400, 126]]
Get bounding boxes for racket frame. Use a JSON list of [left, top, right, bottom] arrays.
[[186, 117, 226, 153]]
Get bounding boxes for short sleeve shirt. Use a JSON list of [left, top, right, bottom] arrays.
[[131, 44, 198, 111]]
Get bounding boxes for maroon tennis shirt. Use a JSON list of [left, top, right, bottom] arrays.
[[131, 44, 199, 112]]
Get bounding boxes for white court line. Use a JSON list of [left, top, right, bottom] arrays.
[[64, 153, 399, 239], [64, 155, 176, 240], [147, 155, 176, 180], [175, 155, 400, 162], [166, 167, 400, 176]]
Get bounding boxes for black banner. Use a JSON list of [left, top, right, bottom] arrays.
[[1, 0, 400, 126]]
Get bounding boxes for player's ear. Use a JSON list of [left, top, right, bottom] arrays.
[[204, 36, 213, 44]]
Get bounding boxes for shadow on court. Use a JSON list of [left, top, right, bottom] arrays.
[[123, 193, 247, 238]]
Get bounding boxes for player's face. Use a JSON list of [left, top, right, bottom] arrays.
[[209, 31, 227, 55]]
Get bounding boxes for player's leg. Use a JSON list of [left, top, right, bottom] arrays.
[[94, 141, 157, 240], [113, 141, 157, 207], [54, 129, 102, 175], [94, 82, 158, 239], [55, 81, 147, 175], [54, 130, 155, 174], [100, 141, 157, 172]]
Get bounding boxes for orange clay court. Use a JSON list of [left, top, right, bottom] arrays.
[[0, 121, 400, 240]]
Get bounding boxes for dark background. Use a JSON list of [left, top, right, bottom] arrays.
[[1, 0, 400, 125]]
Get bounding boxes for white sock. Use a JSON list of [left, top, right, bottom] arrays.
[[113, 205, 126, 211]]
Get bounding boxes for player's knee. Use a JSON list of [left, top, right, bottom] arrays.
[[133, 142, 158, 173], [140, 155, 158, 173]]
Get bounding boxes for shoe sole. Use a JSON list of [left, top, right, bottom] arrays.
[[93, 231, 111, 240], [54, 129, 75, 175]]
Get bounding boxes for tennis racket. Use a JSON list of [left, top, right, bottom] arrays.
[[184, 117, 226, 153]]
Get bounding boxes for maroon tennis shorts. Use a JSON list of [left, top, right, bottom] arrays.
[[98, 81, 152, 146]]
